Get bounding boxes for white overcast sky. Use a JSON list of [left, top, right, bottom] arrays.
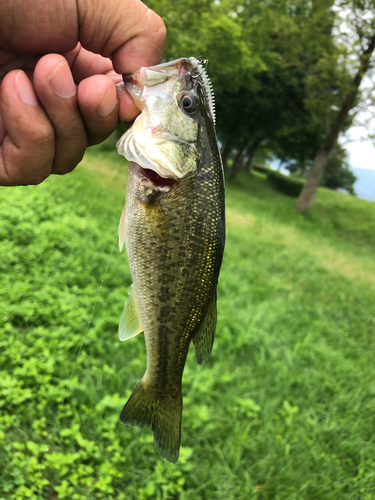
[[344, 127, 375, 170]]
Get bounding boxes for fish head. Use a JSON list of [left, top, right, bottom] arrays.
[[117, 58, 216, 181]]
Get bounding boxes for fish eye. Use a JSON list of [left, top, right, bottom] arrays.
[[180, 93, 198, 113]]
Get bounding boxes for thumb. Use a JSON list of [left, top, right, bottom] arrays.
[[76, 0, 166, 73]]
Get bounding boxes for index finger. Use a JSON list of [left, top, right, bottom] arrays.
[[64, 45, 141, 122]]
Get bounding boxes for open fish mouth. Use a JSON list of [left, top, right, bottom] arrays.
[[140, 166, 177, 187]]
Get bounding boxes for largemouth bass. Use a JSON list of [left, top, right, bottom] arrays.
[[116, 57, 225, 463]]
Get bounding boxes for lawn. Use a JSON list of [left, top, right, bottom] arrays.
[[1, 142, 375, 499]]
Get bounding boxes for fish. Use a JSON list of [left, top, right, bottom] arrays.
[[116, 57, 225, 463]]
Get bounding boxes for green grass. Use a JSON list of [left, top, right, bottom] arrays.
[[1, 145, 375, 499]]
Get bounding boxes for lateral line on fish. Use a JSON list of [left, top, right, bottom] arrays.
[[37, 242, 117, 491]]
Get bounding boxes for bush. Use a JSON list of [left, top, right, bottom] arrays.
[[267, 170, 305, 197], [252, 164, 271, 174]]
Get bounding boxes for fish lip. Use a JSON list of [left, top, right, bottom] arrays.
[[122, 58, 194, 96], [123, 74, 144, 107]]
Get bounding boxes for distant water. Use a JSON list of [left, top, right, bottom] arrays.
[[352, 167, 375, 202]]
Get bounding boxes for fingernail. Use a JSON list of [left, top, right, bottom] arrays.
[[97, 88, 117, 117], [48, 60, 76, 98], [15, 71, 39, 105]]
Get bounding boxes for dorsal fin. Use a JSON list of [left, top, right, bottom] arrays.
[[197, 60, 216, 125]]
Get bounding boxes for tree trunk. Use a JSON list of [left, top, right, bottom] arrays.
[[296, 29, 375, 211], [295, 147, 331, 210], [229, 143, 246, 178], [243, 138, 264, 172]]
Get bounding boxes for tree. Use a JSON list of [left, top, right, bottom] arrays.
[[286, 144, 357, 193], [296, 1, 375, 211], [217, 65, 324, 178], [322, 146, 357, 194], [213, 0, 343, 177]]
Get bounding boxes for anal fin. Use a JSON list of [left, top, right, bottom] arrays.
[[119, 284, 143, 341], [192, 291, 217, 365]]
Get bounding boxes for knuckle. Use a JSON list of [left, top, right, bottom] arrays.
[[52, 143, 85, 175], [155, 14, 167, 39], [145, 9, 167, 42], [29, 124, 54, 146]]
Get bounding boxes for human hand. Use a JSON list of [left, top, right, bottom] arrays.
[[0, 0, 166, 185]]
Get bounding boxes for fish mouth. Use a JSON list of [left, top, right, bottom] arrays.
[[117, 58, 202, 181], [140, 167, 177, 188], [123, 57, 215, 125], [123, 58, 195, 103]]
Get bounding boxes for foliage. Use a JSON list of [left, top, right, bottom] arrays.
[[267, 170, 305, 197], [145, 0, 259, 92], [144, 0, 351, 175], [1, 148, 375, 498], [226, 0, 342, 172]]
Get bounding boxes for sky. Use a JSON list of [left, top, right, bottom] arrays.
[[344, 127, 375, 171]]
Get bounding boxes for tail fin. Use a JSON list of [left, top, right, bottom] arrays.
[[120, 378, 182, 463]]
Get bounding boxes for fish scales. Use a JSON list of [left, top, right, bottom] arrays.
[[116, 57, 225, 462]]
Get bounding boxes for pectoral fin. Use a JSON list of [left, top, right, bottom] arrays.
[[118, 203, 126, 252], [119, 284, 143, 341], [192, 291, 217, 365]]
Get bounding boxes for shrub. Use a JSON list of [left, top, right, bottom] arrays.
[[252, 164, 271, 174], [267, 170, 305, 197]]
